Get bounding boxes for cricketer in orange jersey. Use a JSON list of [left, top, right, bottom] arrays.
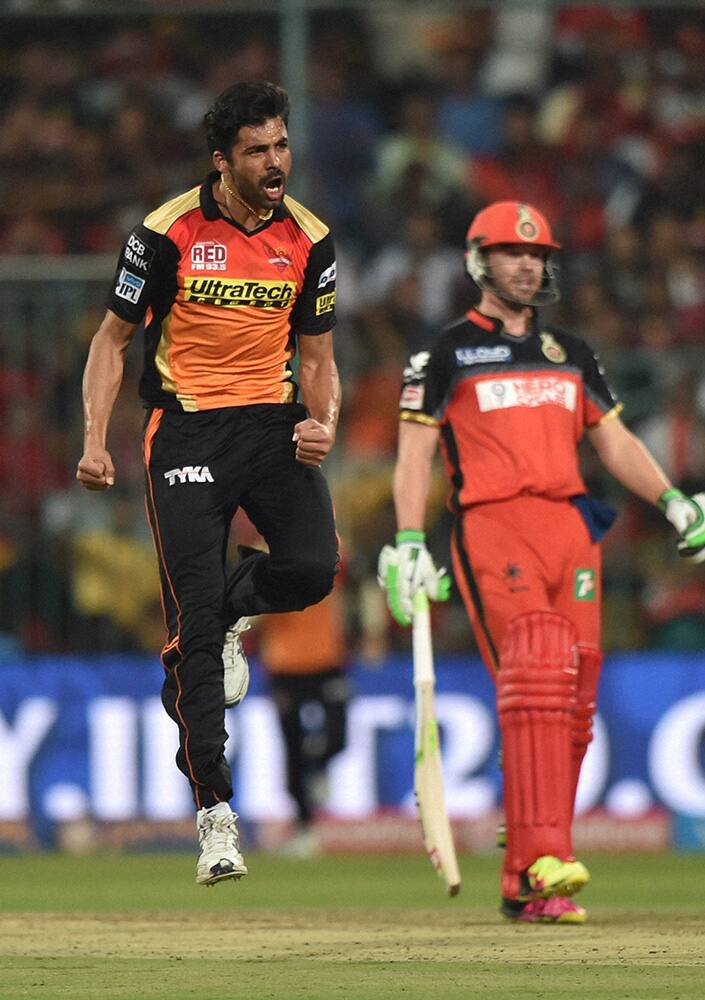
[[77, 82, 341, 886], [379, 200, 705, 923]]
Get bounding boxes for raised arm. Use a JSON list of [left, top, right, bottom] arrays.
[[76, 309, 138, 490]]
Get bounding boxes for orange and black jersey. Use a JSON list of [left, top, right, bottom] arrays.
[[107, 171, 336, 412], [400, 308, 622, 510]]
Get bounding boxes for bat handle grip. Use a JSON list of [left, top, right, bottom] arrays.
[[412, 591, 435, 685]]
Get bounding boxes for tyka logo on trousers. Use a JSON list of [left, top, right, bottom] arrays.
[[163, 466, 214, 486]]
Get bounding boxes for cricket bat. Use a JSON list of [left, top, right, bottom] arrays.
[[412, 590, 461, 897]]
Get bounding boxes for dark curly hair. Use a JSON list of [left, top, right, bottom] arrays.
[[204, 81, 290, 155]]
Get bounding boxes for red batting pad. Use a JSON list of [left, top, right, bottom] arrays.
[[497, 611, 578, 899], [570, 645, 603, 815]]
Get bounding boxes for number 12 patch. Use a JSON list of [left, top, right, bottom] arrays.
[[574, 568, 596, 600]]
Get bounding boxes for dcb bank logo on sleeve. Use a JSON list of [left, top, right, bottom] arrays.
[[124, 233, 155, 273]]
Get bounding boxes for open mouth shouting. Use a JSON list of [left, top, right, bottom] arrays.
[[262, 172, 286, 202]]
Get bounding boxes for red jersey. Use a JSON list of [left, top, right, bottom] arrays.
[[399, 308, 621, 509], [107, 172, 336, 411]]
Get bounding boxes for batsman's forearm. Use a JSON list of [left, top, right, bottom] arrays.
[[601, 430, 670, 505], [82, 333, 128, 448], [393, 421, 439, 533], [393, 453, 433, 532], [299, 356, 341, 435]]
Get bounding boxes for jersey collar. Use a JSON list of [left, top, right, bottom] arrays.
[[467, 306, 540, 341], [200, 170, 287, 233]]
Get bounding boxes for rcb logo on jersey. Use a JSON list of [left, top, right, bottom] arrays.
[[539, 332, 567, 364]]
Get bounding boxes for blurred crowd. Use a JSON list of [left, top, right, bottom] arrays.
[[2, 4, 705, 659]]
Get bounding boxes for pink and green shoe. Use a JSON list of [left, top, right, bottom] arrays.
[[501, 895, 587, 924], [524, 854, 590, 899]]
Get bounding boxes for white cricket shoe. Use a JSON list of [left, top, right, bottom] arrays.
[[223, 617, 250, 707], [196, 802, 248, 886]]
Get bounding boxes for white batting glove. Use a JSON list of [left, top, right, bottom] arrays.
[[659, 488, 705, 563], [377, 530, 451, 627]]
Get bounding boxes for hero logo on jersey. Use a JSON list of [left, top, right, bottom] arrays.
[[191, 241, 227, 271], [124, 233, 155, 273], [115, 268, 145, 304], [476, 375, 577, 412], [317, 262, 336, 289]]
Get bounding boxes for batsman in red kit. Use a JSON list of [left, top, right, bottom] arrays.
[[378, 201, 705, 924]]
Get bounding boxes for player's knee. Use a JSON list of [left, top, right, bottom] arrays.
[[498, 611, 578, 712], [289, 555, 336, 607], [501, 611, 578, 671]]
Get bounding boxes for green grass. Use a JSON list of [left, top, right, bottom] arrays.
[[0, 852, 702, 999], [0, 851, 702, 912]]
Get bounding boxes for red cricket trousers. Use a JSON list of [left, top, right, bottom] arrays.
[[451, 494, 602, 899]]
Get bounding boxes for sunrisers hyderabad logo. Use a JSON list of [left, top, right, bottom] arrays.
[[539, 332, 567, 364], [515, 204, 540, 242], [263, 242, 293, 271]]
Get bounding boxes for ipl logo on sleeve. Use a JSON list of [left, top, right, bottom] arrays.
[[115, 268, 145, 304]]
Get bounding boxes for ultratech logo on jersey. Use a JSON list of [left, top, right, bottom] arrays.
[[316, 291, 336, 315], [455, 345, 512, 366], [475, 375, 577, 412], [191, 241, 227, 271], [164, 466, 214, 486], [317, 261, 336, 289], [184, 277, 296, 309], [124, 233, 155, 273], [115, 268, 145, 304]]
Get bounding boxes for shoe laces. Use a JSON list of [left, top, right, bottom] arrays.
[[223, 618, 250, 666], [199, 810, 241, 853]]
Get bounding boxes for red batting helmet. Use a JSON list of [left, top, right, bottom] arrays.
[[466, 201, 561, 251], [465, 201, 561, 304]]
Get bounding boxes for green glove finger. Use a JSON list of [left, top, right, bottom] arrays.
[[685, 505, 705, 546], [385, 563, 411, 627], [437, 573, 452, 602]]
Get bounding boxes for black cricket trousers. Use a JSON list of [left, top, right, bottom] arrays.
[[143, 403, 338, 810], [269, 667, 348, 826]]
